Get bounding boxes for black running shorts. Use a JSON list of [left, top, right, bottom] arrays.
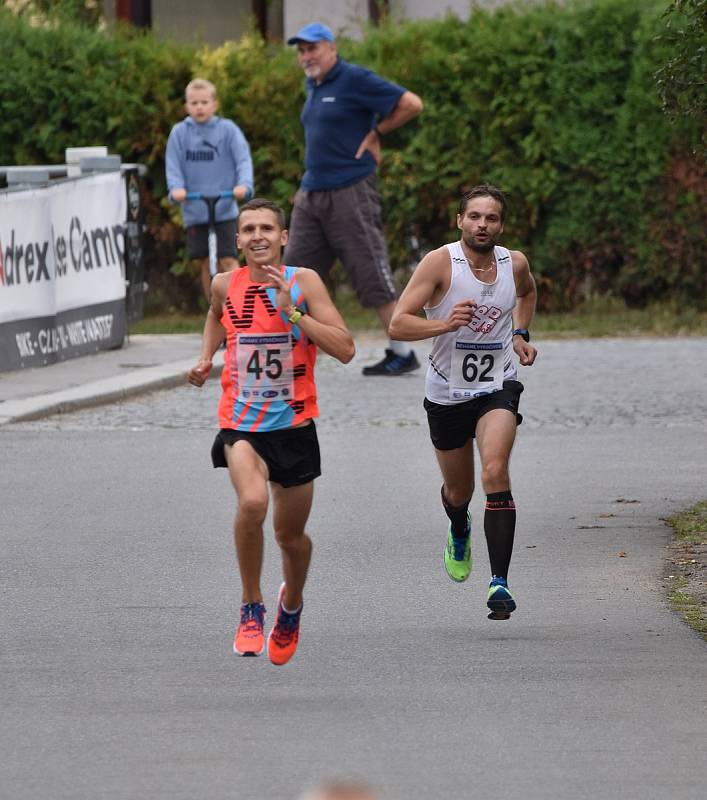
[[424, 380, 524, 451], [211, 421, 321, 487]]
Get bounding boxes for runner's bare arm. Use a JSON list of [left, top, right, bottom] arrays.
[[389, 249, 476, 341], [187, 273, 228, 386], [511, 251, 538, 367], [261, 266, 355, 364]]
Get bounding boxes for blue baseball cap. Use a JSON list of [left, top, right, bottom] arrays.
[[287, 22, 335, 45]]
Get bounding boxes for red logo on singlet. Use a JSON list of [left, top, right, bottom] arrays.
[[469, 305, 502, 334]]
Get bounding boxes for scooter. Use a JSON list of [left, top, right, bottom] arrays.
[[185, 191, 235, 277]]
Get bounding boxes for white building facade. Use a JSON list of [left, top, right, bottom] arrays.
[[102, 0, 527, 45]]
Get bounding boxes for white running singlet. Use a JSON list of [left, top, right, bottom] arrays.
[[424, 242, 517, 404]]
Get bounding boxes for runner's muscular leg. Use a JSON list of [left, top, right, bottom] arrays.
[[434, 437, 475, 507], [474, 409, 517, 493], [271, 481, 314, 611], [225, 440, 270, 604], [475, 408, 518, 579]]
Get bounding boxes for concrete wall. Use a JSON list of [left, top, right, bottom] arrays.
[[102, 0, 276, 45], [151, 0, 252, 45], [391, 0, 506, 24], [100, 0, 561, 44], [284, 0, 370, 42], [283, 0, 540, 40]]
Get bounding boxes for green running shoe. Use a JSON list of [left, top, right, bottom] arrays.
[[487, 576, 516, 620], [444, 514, 472, 583]]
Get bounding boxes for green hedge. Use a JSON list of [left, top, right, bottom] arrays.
[[1, 1, 704, 311]]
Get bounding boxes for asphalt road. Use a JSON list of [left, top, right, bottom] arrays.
[[2, 337, 706, 799]]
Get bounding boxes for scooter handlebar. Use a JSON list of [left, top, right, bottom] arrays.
[[184, 191, 235, 201]]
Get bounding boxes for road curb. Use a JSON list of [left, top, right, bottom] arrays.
[[0, 353, 223, 425]]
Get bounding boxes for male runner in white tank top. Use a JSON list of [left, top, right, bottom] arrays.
[[389, 184, 537, 620]]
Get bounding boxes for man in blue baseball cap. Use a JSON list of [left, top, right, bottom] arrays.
[[286, 22, 335, 45], [285, 21, 424, 376]]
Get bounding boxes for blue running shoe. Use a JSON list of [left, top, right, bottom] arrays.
[[362, 349, 420, 376], [487, 576, 516, 620]]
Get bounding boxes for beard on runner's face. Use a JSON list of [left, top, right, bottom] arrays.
[[463, 232, 497, 254]]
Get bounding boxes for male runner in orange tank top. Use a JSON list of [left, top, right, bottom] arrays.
[[187, 198, 355, 665]]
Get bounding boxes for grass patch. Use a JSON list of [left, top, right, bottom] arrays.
[[534, 296, 707, 338], [668, 501, 707, 544], [669, 579, 707, 638], [130, 313, 205, 334], [129, 292, 707, 337], [665, 501, 707, 640]]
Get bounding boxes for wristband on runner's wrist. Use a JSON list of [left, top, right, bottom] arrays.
[[288, 306, 305, 324]]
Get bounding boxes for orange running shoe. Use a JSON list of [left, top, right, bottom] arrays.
[[267, 583, 302, 666], [233, 602, 266, 656]]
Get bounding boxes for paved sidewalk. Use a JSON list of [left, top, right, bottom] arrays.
[[0, 331, 394, 425], [0, 334, 218, 425]]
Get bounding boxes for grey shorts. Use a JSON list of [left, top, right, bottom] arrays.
[[186, 219, 237, 259], [284, 173, 397, 309]]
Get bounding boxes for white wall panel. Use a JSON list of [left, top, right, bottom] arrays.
[[284, 0, 371, 42]]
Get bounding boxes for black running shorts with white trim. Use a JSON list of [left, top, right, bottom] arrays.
[[424, 380, 524, 451], [211, 421, 321, 487]]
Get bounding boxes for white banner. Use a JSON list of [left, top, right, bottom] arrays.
[[0, 172, 126, 321], [0, 173, 127, 370]]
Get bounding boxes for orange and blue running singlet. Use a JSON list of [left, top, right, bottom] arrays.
[[217, 266, 319, 432]]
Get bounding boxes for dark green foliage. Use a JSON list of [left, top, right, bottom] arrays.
[[1, 1, 704, 312], [655, 0, 707, 152]]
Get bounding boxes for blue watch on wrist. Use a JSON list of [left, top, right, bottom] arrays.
[[513, 328, 530, 342]]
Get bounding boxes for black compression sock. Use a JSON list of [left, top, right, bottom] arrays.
[[484, 490, 516, 579], [441, 485, 471, 539]]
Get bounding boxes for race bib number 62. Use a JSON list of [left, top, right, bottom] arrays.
[[449, 339, 504, 400]]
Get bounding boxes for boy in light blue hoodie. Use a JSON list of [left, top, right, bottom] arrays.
[[166, 78, 254, 299]]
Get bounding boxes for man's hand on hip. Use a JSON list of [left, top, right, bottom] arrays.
[[355, 129, 382, 164]]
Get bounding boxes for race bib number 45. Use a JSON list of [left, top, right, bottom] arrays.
[[236, 333, 294, 402], [450, 339, 504, 400]]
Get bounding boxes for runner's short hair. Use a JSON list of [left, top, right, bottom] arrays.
[[459, 184, 508, 222], [238, 198, 287, 230], [185, 78, 217, 100]]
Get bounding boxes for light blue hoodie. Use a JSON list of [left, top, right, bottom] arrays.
[[166, 115, 254, 227]]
